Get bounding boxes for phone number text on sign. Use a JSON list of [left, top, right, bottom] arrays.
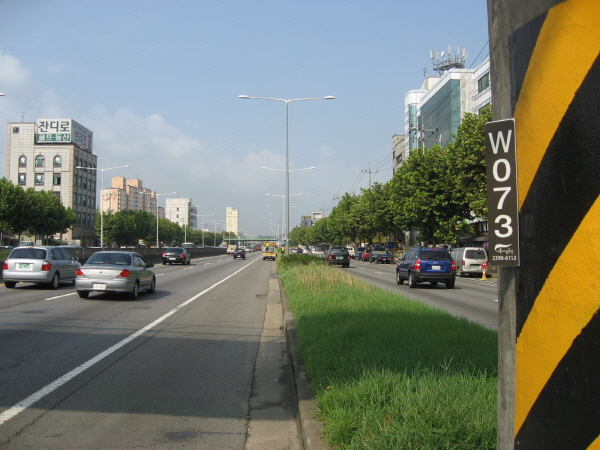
[[485, 119, 520, 266]]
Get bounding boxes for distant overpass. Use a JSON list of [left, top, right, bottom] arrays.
[[223, 237, 278, 244]]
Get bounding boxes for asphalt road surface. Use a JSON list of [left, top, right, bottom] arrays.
[[346, 259, 499, 331], [0, 251, 297, 450]]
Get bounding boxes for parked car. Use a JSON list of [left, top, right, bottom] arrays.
[[369, 249, 394, 264], [3, 246, 81, 289], [354, 247, 366, 260], [75, 251, 156, 299], [233, 248, 246, 259], [396, 246, 456, 289], [326, 247, 351, 268], [361, 248, 373, 262], [450, 247, 488, 277], [161, 247, 191, 265]]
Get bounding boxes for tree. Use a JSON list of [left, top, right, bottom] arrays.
[[448, 105, 492, 219], [0, 178, 26, 238]]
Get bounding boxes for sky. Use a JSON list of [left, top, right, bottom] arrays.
[[0, 0, 489, 237]]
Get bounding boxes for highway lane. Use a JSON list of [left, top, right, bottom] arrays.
[[0, 251, 275, 449], [346, 259, 499, 331]]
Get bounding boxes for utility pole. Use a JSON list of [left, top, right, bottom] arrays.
[[362, 163, 378, 189]]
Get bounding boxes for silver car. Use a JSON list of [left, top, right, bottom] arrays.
[[3, 246, 81, 289], [75, 251, 156, 300]]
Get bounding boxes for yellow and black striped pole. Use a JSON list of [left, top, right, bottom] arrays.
[[490, 0, 600, 448]]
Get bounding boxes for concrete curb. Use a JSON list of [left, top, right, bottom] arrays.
[[277, 274, 326, 450]]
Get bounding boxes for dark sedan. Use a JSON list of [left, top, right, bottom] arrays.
[[233, 248, 246, 259], [370, 249, 394, 264], [326, 247, 350, 268], [161, 247, 191, 265]]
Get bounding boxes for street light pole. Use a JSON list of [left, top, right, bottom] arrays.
[[266, 193, 300, 249], [238, 94, 334, 256], [193, 208, 214, 248], [154, 192, 176, 248], [76, 164, 129, 247]]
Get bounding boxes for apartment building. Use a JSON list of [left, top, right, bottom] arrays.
[[226, 207, 239, 235], [166, 198, 196, 229], [100, 176, 158, 217], [6, 119, 97, 246]]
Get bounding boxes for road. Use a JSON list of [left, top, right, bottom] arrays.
[[346, 259, 499, 331], [0, 251, 297, 450]]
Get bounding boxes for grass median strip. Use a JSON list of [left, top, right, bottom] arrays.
[[278, 255, 497, 449]]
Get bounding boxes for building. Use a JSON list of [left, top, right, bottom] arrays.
[[6, 119, 97, 246], [226, 207, 239, 236], [311, 212, 323, 223], [300, 215, 313, 227], [100, 176, 160, 218], [392, 134, 406, 175], [402, 55, 491, 157], [166, 198, 196, 229]]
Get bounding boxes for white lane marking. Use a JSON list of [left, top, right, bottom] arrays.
[[155, 273, 165, 276], [45, 293, 76, 301], [204, 263, 211, 266], [0, 257, 259, 426]]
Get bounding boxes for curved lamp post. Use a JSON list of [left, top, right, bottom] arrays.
[[239, 95, 334, 255], [76, 164, 129, 247]]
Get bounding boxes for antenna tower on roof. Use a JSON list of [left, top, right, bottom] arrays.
[[430, 46, 467, 76]]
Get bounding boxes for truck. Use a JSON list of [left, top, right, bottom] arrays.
[[262, 242, 277, 261]]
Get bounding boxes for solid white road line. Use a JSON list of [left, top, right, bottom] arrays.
[[0, 257, 259, 426]]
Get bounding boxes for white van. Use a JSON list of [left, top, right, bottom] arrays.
[[450, 247, 488, 277], [227, 244, 237, 255]]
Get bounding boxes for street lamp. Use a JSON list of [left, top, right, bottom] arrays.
[[76, 164, 129, 247], [192, 207, 214, 248], [266, 193, 300, 249], [206, 220, 224, 247], [238, 94, 335, 256], [154, 192, 176, 248]]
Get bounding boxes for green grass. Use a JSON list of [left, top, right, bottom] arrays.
[[278, 256, 497, 449]]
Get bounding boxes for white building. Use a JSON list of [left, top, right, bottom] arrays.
[[166, 198, 196, 229], [6, 119, 97, 246], [226, 207, 239, 235]]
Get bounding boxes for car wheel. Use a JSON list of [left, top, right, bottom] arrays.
[[128, 281, 139, 300], [4, 281, 16, 288], [408, 272, 417, 288], [446, 279, 455, 289], [48, 273, 60, 290], [395, 271, 403, 285], [147, 276, 156, 294], [77, 290, 89, 299], [162, 261, 166, 265]]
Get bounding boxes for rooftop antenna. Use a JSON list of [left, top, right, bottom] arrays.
[[430, 46, 467, 76]]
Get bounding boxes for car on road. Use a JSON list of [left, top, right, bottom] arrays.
[[326, 247, 350, 267], [3, 246, 81, 289], [263, 245, 277, 260], [450, 247, 488, 277], [310, 246, 327, 258], [361, 248, 373, 262], [75, 251, 156, 299], [396, 246, 456, 289], [161, 247, 191, 265], [369, 248, 394, 264], [233, 248, 246, 259], [354, 247, 366, 260]]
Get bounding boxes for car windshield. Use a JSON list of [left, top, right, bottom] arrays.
[[9, 248, 47, 259], [166, 248, 183, 252], [372, 250, 390, 255], [87, 253, 132, 265], [420, 250, 452, 261], [330, 248, 347, 254], [313, 247, 325, 251]]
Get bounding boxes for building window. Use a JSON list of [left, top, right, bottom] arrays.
[[18, 155, 26, 167], [53, 173, 61, 186], [18, 173, 26, 185], [53, 191, 61, 199], [83, 177, 87, 190], [35, 173, 44, 185], [35, 155, 45, 167], [53, 155, 62, 167], [478, 72, 490, 93], [12, 127, 19, 134]]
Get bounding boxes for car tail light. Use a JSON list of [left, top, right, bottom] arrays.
[[413, 259, 421, 271], [2, 262, 7, 270], [41, 260, 52, 271], [180, 253, 185, 257], [451, 261, 457, 272], [118, 269, 131, 278], [76, 268, 85, 277], [162, 253, 166, 258], [462, 260, 466, 266]]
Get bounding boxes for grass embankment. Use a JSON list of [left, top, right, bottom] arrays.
[[278, 255, 497, 450]]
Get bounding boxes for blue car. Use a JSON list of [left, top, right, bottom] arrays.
[[396, 247, 456, 289]]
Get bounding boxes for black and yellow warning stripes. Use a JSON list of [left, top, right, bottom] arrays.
[[510, 0, 600, 448]]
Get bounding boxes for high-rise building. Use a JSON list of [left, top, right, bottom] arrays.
[[6, 119, 97, 246], [166, 198, 196, 229], [226, 207, 239, 235]]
